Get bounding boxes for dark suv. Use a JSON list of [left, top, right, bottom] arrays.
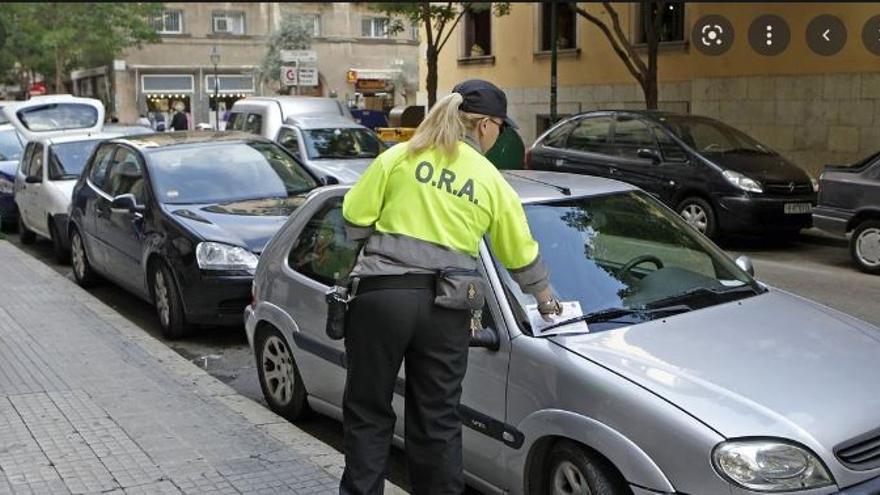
[[526, 111, 817, 238]]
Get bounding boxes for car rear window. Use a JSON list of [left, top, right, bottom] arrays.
[[16, 103, 99, 132]]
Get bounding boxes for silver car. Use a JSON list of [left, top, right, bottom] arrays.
[[245, 171, 880, 495]]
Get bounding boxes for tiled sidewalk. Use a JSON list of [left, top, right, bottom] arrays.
[[0, 241, 354, 494]]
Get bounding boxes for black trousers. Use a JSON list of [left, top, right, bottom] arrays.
[[340, 282, 471, 495]]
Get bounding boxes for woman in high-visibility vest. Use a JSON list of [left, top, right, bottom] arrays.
[[340, 79, 561, 494]]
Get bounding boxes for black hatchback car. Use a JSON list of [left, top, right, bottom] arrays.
[[68, 131, 319, 338], [527, 111, 817, 238]]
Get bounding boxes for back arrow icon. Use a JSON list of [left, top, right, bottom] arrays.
[[822, 28, 831, 41]]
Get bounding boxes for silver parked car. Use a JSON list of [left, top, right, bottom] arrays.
[[245, 171, 880, 495]]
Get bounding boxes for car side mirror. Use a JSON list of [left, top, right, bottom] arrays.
[[320, 175, 339, 186], [24, 175, 42, 184], [110, 193, 143, 214], [469, 326, 500, 351], [735, 255, 756, 277], [637, 148, 662, 163]]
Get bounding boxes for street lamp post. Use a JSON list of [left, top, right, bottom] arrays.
[[210, 45, 220, 130]]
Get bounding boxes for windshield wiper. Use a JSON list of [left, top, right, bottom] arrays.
[[645, 284, 761, 310], [721, 147, 771, 155], [538, 304, 692, 334]]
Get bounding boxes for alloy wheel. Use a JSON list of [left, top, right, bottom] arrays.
[[71, 233, 86, 280], [154, 270, 171, 328], [855, 227, 880, 267], [552, 460, 592, 495], [262, 335, 295, 406], [680, 204, 708, 233]]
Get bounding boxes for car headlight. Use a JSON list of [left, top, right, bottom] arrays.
[[807, 174, 819, 193], [723, 170, 763, 193], [0, 176, 13, 194], [713, 439, 833, 492], [196, 242, 258, 272]]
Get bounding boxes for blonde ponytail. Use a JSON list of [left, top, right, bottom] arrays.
[[408, 93, 484, 160]]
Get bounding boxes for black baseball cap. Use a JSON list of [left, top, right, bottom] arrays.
[[452, 79, 518, 130]]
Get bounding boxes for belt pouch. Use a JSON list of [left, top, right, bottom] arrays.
[[325, 286, 350, 340], [434, 268, 486, 311]]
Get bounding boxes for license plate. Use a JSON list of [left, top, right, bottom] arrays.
[[784, 203, 812, 214]]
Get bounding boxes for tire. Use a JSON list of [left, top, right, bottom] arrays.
[[70, 227, 98, 288], [50, 219, 70, 264], [18, 215, 36, 244], [677, 196, 717, 238], [0, 214, 16, 233], [850, 220, 880, 275], [544, 440, 628, 495], [150, 261, 191, 339], [255, 325, 310, 421]]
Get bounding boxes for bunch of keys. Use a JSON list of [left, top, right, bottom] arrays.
[[469, 309, 482, 336]]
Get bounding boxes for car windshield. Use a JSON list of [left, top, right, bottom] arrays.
[[660, 116, 773, 155], [16, 103, 99, 131], [149, 141, 319, 205], [303, 128, 386, 159], [496, 192, 763, 333], [48, 139, 101, 179], [0, 129, 23, 161]]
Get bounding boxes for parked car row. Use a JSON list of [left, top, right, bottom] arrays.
[[2, 95, 879, 494]]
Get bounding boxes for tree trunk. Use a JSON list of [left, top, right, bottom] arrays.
[[426, 44, 438, 110], [54, 47, 64, 94], [643, 0, 660, 110]]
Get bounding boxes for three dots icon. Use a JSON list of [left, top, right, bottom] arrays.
[[749, 15, 790, 55]]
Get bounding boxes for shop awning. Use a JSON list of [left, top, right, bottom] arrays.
[[205, 75, 255, 94], [141, 75, 194, 93]]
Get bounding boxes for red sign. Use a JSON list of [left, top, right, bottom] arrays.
[[28, 82, 46, 96]]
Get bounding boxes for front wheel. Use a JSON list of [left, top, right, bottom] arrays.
[[677, 197, 717, 238], [150, 261, 191, 339], [70, 227, 97, 288], [544, 441, 629, 495], [255, 326, 309, 421], [851, 220, 880, 275], [50, 219, 70, 264]]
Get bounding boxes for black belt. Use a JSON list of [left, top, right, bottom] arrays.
[[356, 274, 436, 294]]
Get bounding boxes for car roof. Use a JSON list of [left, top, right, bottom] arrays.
[[573, 109, 715, 123], [110, 130, 271, 150], [27, 130, 126, 145], [286, 116, 364, 130]]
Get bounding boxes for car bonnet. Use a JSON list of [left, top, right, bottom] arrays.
[[547, 289, 880, 453]]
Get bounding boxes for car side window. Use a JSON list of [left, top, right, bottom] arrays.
[[613, 117, 657, 160], [288, 198, 360, 286], [27, 143, 44, 178], [566, 116, 613, 154], [277, 128, 301, 157], [542, 121, 576, 148], [89, 144, 117, 191], [227, 112, 245, 131], [105, 147, 146, 204], [243, 113, 262, 135], [19, 143, 33, 176], [653, 127, 689, 162]]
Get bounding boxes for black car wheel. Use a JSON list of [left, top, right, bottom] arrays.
[[18, 215, 36, 244], [677, 197, 717, 238], [851, 220, 880, 275], [150, 261, 191, 339], [70, 227, 97, 288], [544, 441, 626, 495], [256, 325, 309, 421], [49, 219, 70, 264]]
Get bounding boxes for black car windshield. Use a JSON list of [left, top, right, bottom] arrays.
[[660, 116, 773, 155], [303, 128, 386, 159], [48, 139, 101, 179], [0, 129, 23, 161], [149, 141, 318, 204], [496, 192, 762, 333]]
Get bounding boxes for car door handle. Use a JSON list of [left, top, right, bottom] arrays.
[[554, 158, 565, 167], [608, 167, 619, 175]]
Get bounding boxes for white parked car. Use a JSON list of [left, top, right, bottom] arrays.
[[2, 95, 106, 261]]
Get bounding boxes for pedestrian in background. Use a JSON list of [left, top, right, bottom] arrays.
[[340, 79, 562, 494], [170, 101, 188, 131]]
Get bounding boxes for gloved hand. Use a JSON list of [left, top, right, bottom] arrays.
[[537, 297, 562, 319]]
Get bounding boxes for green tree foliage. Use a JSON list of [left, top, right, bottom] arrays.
[[371, 2, 509, 109], [261, 14, 313, 94], [0, 3, 161, 94]]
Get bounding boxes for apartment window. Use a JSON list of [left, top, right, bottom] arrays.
[[213, 11, 245, 35], [361, 17, 389, 38], [463, 8, 492, 57], [307, 14, 322, 37], [540, 2, 577, 51], [153, 10, 183, 34], [637, 2, 685, 43], [411, 21, 420, 41]]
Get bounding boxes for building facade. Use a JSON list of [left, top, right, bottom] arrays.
[[72, 2, 419, 128], [424, 2, 880, 174]]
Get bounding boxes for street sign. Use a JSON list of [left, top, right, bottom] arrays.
[[280, 49, 317, 63], [281, 65, 298, 86], [297, 67, 319, 87]]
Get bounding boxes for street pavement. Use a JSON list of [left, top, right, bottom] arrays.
[[0, 240, 399, 494], [3, 229, 879, 494]]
